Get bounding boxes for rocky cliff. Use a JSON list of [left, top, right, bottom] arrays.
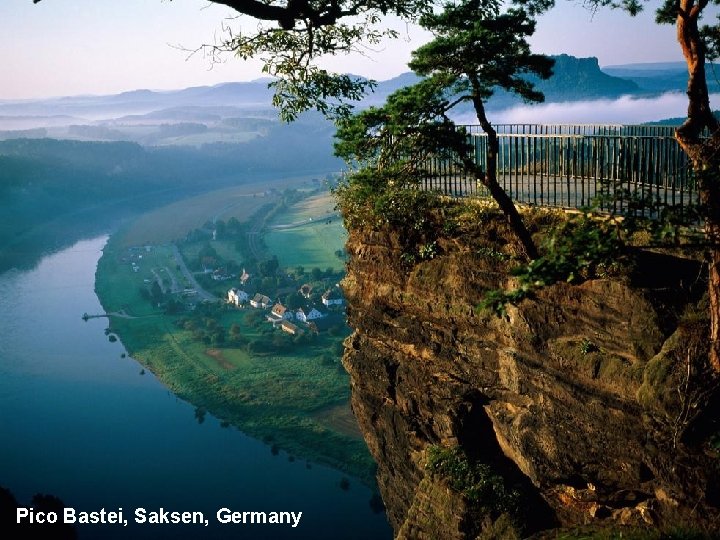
[[341, 202, 720, 538]]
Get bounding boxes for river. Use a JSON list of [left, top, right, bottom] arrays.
[[0, 236, 391, 539]]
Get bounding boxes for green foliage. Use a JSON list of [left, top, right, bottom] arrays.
[[418, 241, 438, 260], [520, 215, 624, 284], [333, 0, 555, 173], [336, 174, 450, 268], [592, 180, 705, 247], [334, 76, 471, 173], [579, 338, 599, 356], [334, 171, 440, 229], [480, 213, 625, 315], [244, 310, 266, 328], [333, 0, 556, 262], [202, 1, 431, 120], [477, 246, 510, 261], [426, 446, 521, 518], [271, 71, 376, 122], [259, 256, 280, 277], [410, 1, 554, 104]]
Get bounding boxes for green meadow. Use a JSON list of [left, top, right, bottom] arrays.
[[95, 188, 374, 483], [265, 192, 346, 272], [118, 175, 320, 247]]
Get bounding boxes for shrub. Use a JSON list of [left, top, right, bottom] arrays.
[[480, 213, 626, 316], [579, 338, 599, 355], [426, 446, 521, 518]]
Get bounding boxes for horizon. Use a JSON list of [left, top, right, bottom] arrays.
[[0, 55, 697, 105], [2, 0, 685, 101]]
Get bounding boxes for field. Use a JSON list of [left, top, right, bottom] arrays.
[[94, 189, 374, 483], [265, 192, 347, 272], [119, 175, 320, 247]]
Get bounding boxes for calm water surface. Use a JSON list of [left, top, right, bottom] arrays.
[[0, 236, 391, 539]]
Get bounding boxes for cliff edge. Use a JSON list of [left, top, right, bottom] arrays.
[[341, 200, 720, 538]]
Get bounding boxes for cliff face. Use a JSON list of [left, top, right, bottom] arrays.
[[342, 214, 720, 537]]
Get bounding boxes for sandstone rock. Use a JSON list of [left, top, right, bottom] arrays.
[[343, 215, 720, 536]]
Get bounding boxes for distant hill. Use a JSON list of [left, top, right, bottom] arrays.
[[470, 54, 640, 111], [368, 55, 639, 111], [0, 54, 645, 123], [645, 110, 720, 126], [0, 79, 276, 119], [603, 61, 690, 72], [536, 55, 639, 99], [0, 54, 709, 141], [602, 61, 720, 93]]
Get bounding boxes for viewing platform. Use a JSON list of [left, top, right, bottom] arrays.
[[420, 124, 696, 217]]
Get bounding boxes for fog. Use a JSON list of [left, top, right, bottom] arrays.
[[455, 92, 720, 125]]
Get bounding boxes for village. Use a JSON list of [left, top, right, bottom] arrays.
[[119, 227, 348, 351], [109, 184, 351, 358], [227, 282, 345, 337]]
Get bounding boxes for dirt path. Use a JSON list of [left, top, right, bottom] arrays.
[[170, 244, 217, 302], [205, 348, 234, 370]]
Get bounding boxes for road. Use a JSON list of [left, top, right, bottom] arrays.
[[163, 266, 180, 294], [170, 244, 218, 302], [246, 218, 265, 261]]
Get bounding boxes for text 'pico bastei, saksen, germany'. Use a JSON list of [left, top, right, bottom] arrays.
[[16, 506, 303, 528]]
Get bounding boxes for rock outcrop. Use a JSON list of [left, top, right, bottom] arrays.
[[342, 210, 720, 537]]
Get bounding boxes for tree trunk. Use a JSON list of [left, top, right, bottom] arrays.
[[708, 205, 720, 373], [675, 0, 720, 372], [469, 79, 539, 261]]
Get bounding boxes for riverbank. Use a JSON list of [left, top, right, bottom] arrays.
[[0, 235, 391, 540], [94, 189, 376, 485]]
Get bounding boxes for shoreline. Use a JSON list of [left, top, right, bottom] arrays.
[[93, 203, 376, 486]]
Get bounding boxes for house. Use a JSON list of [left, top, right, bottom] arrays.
[[271, 303, 293, 321], [250, 293, 272, 309], [227, 288, 249, 306], [280, 320, 303, 336], [298, 284, 313, 299], [322, 288, 344, 307], [240, 268, 251, 285], [295, 307, 325, 323]]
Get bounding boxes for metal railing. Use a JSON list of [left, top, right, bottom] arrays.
[[418, 124, 696, 216]]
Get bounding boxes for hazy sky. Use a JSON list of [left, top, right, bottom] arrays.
[[1, 0, 684, 100]]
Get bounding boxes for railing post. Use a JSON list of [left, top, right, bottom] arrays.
[[436, 124, 693, 217]]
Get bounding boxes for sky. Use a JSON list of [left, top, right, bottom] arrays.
[[0, 0, 686, 100]]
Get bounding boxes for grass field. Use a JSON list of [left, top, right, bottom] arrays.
[[95, 244, 189, 314], [270, 191, 338, 225], [95, 196, 373, 483], [265, 192, 347, 272], [119, 176, 320, 247]]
